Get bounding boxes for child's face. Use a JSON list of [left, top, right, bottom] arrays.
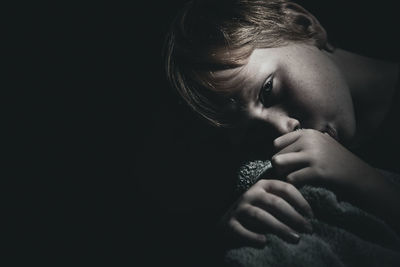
[[212, 43, 356, 144]]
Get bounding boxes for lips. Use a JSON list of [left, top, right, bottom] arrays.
[[324, 126, 339, 141]]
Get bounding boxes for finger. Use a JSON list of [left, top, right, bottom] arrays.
[[273, 141, 302, 157], [229, 219, 267, 247], [253, 191, 313, 233], [240, 206, 301, 244], [272, 152, 308, 177], [287, 167, 315, 186], [273, 130, 301, 151], [259, 179, 313, 218]]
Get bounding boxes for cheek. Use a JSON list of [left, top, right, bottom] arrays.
[[283, 75, 332, 115], [281, 48, 355, 139], [284, 71, 353, 123]]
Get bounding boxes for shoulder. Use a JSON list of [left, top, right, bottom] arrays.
[[301, 0, 400, 61]]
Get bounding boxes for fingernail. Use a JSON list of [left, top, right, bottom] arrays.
[[289, 232, 300, 243]]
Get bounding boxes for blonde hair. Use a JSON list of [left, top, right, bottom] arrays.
[[164, 0, 331, 127]]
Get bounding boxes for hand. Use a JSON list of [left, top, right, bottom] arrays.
[[272, 129, 372, 188], [272, 129, 400, 232], [219, 179, 313, 248]]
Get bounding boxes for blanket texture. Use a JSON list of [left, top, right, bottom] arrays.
[[224, 160, 400, 267]]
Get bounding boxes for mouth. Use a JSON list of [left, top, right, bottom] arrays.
[[323, 126, 339, 141]]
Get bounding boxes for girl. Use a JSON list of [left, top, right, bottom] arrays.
[[164, 0, 400, 247]]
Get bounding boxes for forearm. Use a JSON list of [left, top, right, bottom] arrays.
[[339, 164, 400, 233]]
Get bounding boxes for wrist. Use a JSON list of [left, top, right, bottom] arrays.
[[325, 158, 379, 202], [339, 161, 399, 219], [344, 159, 380, 196]]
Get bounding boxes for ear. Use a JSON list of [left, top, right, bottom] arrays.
[[283, 2, 334, 51]]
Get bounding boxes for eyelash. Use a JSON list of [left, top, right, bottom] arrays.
[[259, 76, 274, 107]]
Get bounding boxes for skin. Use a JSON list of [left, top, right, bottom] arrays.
[[213, 43, 400, 247], [215, 44, 356, 144]]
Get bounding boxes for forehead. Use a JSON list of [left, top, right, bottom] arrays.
[[208, 66, 247, 93], [208, 48, 280, 95]]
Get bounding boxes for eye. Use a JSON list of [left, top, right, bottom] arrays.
[[259, 76, 274, 107]]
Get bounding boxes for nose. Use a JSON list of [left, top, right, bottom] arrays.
[[274, 115, 300, 135], [266, 113, 300, 135]]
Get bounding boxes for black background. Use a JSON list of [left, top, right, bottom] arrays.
[[7, 0, 399, 266]]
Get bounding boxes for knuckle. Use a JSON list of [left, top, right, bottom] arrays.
[[254, 234, 266, 244], [246, 207, 263, 221], [241, 190, 254, 202], [257, 179, 269, 186], [270, 195, 283, 207], [244, 187, 263, 200], [307, 150, 318, 163], [271, 155, 281, 166], [227, 218, 237, 230], [314, 166, 326, 179], [256, 179, 271, 191], [229, 219, 243, 232], [286, 174, 295, 183], [236, 203, 250, 214], [313, 165, 322, 176], [281, 182, 296, 192], [273, 138, 280, 148], [268, 179, 283, 188]]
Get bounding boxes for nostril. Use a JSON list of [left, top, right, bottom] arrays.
[[275, 118, 301, 135], [290, 119, 301, 132]]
